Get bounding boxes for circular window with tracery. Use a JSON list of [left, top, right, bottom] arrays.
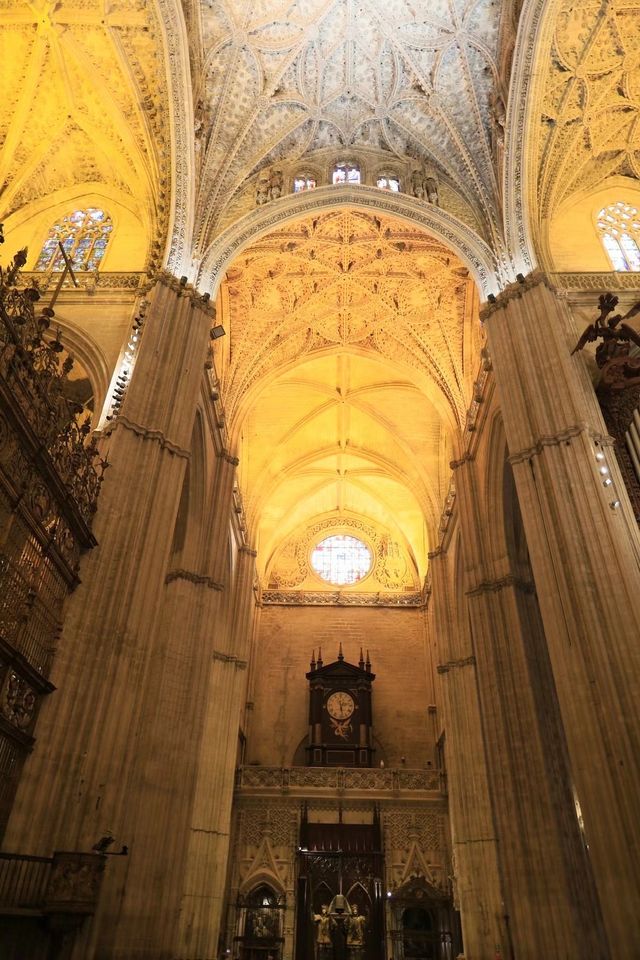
[[310, 534, 372, 586]]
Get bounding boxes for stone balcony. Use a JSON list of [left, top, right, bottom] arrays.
[[235, 765, 444, 802]]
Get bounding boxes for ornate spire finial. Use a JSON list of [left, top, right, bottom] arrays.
[[338, 642, 344, 661], [359, 647, 365, 669], [310, 650, 316, 671], [366, 650, 371, 672], [317, 647, 323, 668]]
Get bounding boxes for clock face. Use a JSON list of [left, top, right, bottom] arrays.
[[326, 691, 355, 720]]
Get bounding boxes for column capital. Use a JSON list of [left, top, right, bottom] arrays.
[[480, 269, 550, 320], [153, 271, 218, 316]]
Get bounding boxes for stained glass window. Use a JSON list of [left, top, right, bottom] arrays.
[[332, 162, 361, 185], [596, 202, 640, 271], [294, 175, 317, 192], [310, 535, 372, 585], [35, 208, 113, 272], [377, 175, 400, 192]]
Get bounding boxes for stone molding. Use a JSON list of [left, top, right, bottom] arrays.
[[436, 656, 476, 674], [466, 575, 535, 598], [503, 0, 551, 274], [102, 415, 191, 460], [165, 568, 224, 591], [551, 272, 640, 292], [212, 651, 248, 669], [198, 186, 499, 297], [156, 0, 196, 276], [235, 765, 442, 796], [261, 590, 424, 608], [508, 423, 614, 466]]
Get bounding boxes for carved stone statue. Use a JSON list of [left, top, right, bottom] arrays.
[[314, 904, 332, 954], [256, 170, 271, 205], [424, 176, 439, 206], [346, 904, 366, 949], [269, 169, 283, 200], [410, 168, 425, 200]]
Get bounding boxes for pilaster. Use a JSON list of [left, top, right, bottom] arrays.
[[483, 273, 640, 955]]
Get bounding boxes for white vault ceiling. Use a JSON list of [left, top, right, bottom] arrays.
[[194, 0, 508, 251]]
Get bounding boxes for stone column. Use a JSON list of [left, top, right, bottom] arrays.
[[429, 543, 506, 960], [483, 273, 640, 956], [3, 276, 213, 955], [176, 541, 256, 960]]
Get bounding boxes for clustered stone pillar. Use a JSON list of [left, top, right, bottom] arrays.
[[3, 275, 215, 958], [429, 543, 506, 960], [482, 272, 640, 958], [453, 448, 608, 958]]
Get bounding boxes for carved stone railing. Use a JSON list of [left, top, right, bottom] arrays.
[[235, 765, 442, 797], [551, 272, 640, 292], [19, 271, 147, 292]]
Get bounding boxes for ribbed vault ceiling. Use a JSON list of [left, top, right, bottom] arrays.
[[532, 0, 640, 231], [194, 0, 508, 249], [0, 0, 170, 261], [219, 208, 481, 583]]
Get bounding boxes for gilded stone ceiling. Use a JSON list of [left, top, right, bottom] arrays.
[[534, 0, 640, 227], [194, 0, 508, 251], [220, 209, 481, 581], [0, 0, 170, 264]]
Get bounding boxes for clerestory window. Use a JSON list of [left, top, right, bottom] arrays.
[[332, 162, 361, 185], [35, 208, 113, 272], [377, 175, 400, 192], [596, 201, 640, 271], [294, 175, 317, 192]]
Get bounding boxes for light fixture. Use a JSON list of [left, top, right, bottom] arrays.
[[610, 500, 621, 510], [595, 451, 605, 461]]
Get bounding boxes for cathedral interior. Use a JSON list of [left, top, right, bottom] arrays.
[[1, 0, 640, 958]]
